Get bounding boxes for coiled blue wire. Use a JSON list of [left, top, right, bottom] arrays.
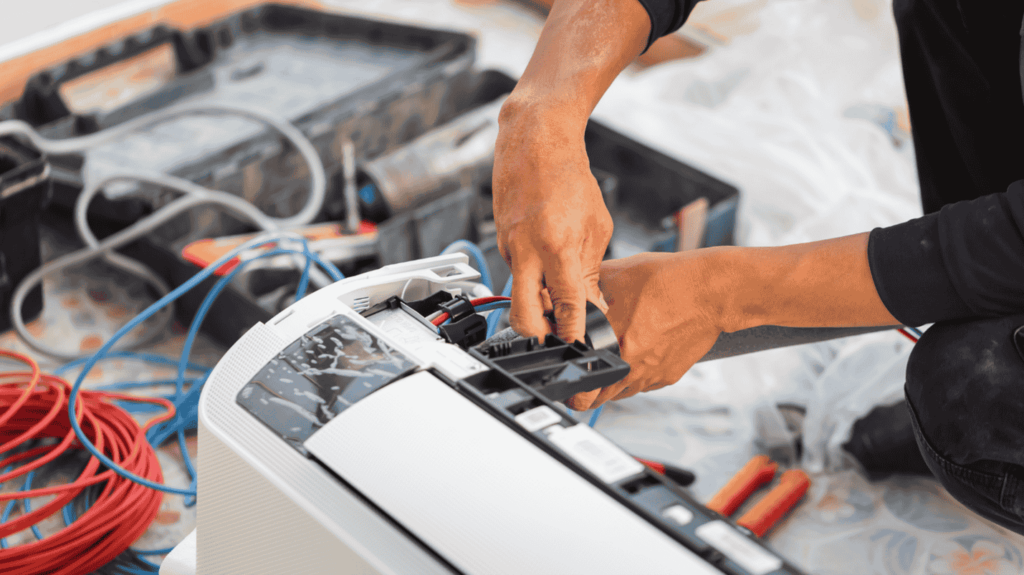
[[43, 238, 341, 571], [1, 471, 41, 548], [54, 353, 210, 378], [167, 245, 343, 505]]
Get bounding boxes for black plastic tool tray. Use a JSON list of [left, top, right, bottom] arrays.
[[6, 3, 478, 240]]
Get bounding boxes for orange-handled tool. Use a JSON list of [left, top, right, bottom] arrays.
[[737, 469, 811, 537], [705, 455, 778, 517]]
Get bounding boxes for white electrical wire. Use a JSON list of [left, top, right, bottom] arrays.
[[3, 103, 332, 359], [11, 193, 319, 359], [76, 170, 332, 286]]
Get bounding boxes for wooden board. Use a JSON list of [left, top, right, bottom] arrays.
[[0, 0, 322, 107]]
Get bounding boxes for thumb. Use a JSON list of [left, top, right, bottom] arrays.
[[566, 389, 600, 411]]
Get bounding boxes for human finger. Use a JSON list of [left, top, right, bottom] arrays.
[[566, 389, 600, 411], [542, 251, 588, 344], [507, 256, 552, 339]]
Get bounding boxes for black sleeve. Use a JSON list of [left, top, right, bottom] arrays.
[[636, 0, 705, 51], [867, 180, 1024, 327]]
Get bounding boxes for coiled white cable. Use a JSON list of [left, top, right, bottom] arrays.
[[4, 103, 331, 359]]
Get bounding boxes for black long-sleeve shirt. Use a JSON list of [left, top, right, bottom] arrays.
[[638, 0, 1024, 326]]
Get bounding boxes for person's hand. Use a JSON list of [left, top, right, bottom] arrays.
[[566, 251, 729, 410], [493, 98, 613, 344]]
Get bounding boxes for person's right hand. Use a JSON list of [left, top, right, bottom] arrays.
[[492, 97, 613, 345]]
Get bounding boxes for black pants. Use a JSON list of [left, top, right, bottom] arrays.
[[905, 314, 1024, 534], [890, 0, 1024, 534]]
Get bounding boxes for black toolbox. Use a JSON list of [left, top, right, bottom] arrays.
[[0, 138, 51, 333], [4, 3, 479, 232]]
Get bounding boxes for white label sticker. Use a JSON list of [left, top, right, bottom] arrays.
[[547, 425, 644, 484], [515, 406, 563, 433], [695, 520, 783, 575], [433, 344, 487, 375], [662, 505, 695, 526]]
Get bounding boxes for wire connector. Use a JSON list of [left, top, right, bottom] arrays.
[[437, 295, 476, 323], [435, 295, 485, 347], [439, 314, 488, 348]]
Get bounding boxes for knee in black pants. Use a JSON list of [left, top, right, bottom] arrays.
[[904, 315, 1024, 534]]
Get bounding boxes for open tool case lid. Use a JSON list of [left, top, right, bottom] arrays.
[[2, 3, 478, 225]]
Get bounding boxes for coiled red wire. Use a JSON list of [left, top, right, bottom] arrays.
[[0, 349, 172, 574]]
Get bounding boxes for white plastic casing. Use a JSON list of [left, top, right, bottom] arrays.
[[188, 254, 717, 575]]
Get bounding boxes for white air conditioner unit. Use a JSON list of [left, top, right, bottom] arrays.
[[162, 254, 798, 575]]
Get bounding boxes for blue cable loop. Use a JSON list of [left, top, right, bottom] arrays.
[[441, 240, 493, 292], [95, 378, 204, 392], [66, 237, 341, 496], [1, 471, 40, 548], [133, 545, 177, 555], [135, 554, 162, 571], [474, 301, 512, 313], [21, 471, 43, 541], [119, 566, 158, 575], [54, 352, 211, 377], [61, 493, 76, 527], [295, 245, 314, 301], [170, 245, 340, 503], [486, 273, 514, 338], [588, 405, 604, 427]]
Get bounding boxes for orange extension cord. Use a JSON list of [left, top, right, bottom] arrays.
[[0, 349, 172, 575]]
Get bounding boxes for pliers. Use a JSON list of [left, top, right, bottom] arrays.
[[705, 455, 810, 537]]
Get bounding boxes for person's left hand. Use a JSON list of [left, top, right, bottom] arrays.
[[566, 251, 730, 410]]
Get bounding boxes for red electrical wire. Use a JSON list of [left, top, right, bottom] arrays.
[[897, 328, 919, 343], [0, 349, 172, 575], [431, 296, 511, 326]]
